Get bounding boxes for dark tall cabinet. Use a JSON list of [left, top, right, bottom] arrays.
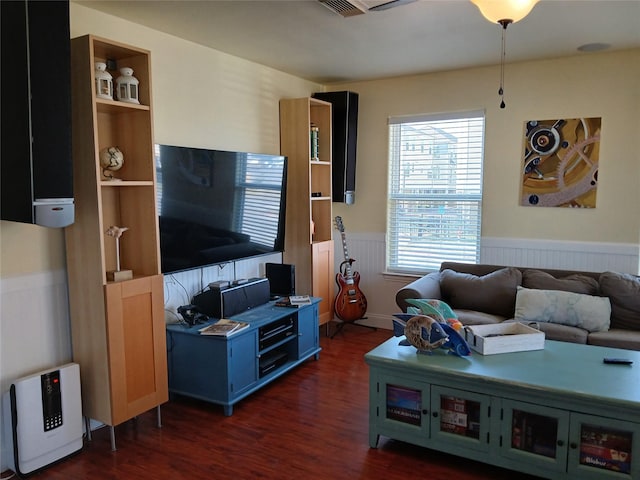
[[1, 0, 74, 227], [312, 91, 359, 204]]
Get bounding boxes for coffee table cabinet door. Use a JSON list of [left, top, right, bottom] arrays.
[[500, 399, 570, 474], [372, 373, 430, 447], [567, 413, 640, 480], [430, 386, 492, 454]]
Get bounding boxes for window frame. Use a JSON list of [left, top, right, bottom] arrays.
[[386, 110, 485, 275]]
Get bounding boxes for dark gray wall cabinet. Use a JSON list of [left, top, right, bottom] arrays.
[[1, 0, 74, 227], [312, 91, 359, 204]]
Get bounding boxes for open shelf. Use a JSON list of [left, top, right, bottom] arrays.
[[66, 34, 166, 431], [280, 97, 335, 324]]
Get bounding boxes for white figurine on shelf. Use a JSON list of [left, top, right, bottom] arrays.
[[105, 225, 132, 281]]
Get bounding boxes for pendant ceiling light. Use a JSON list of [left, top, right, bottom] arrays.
[[471, 0, 539, 108]]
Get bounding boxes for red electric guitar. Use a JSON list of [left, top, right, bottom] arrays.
[[333, 216, 368, 322]]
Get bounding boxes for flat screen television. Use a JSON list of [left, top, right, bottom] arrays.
[[155, 144, 287, 274]]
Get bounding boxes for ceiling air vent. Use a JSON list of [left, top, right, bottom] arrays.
[[318, 0, 367, 17]]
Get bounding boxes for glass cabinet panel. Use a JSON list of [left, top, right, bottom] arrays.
[[569, 413, 639, 479], [511, 409, 559, 458], [579, 424, 632, 474], [431, 386, 491, 453], [386, 384, 423, 426], [374, 374, 430, 447], [439, 394, 481, 439], [501, 399, 570, 473]]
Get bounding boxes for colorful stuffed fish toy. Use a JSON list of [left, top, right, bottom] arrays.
[[406, 298, 463, 331], [392, 314, 448, 355], [438, 322, 472, 357], [395, 298, 472, 357]]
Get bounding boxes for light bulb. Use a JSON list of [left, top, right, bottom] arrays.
[[471, 0, 539, 24]]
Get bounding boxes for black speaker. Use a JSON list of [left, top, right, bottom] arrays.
[[312, 91, 359, 204], [1, 0, 74, 227], [265, 263, 295, 296], [193, 278, 270, 318]]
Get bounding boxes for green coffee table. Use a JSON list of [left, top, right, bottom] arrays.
[[365, 338, 640, 479]]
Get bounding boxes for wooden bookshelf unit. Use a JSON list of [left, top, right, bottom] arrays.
[[279, 97, 335, 325], [66, 35, 167, 450]]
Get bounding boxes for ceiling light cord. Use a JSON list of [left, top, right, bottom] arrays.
[[498, 19, 511, 109], [471, 0, 540, 109]]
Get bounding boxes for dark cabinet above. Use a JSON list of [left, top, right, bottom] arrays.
[[312, 91, 359, 204], [1, 0, 74, 227]]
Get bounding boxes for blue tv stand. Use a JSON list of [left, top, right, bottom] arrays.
[[166, 299, 321, 415]]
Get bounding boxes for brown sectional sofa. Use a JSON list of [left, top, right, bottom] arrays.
[[396, 262, 640, 351]]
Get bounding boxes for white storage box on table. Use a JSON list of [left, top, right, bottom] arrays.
[[463, 322, 545, 355]]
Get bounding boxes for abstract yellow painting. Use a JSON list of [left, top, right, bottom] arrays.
[[521, 117, 601, 208]]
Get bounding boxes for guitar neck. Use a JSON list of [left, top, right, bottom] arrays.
[[340, 232, 354, 280]]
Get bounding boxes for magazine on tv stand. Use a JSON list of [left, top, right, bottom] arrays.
[[275, 295, 311, 307], [289, 295, 311, 305], [199, 319, 249, 336]]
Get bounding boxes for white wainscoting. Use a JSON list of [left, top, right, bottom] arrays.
[[0, 269, 72, 393], [0, 238, 634, 383], [163, 252, 283, 324], [481, 237, 639, 274], [333, 233, 398, 331], [0, 269, 74, 471], [333, 234, 640, 332]]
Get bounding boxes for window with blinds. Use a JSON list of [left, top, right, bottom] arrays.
[[237, 153, 285, 248], [386, 110, 485, 274]]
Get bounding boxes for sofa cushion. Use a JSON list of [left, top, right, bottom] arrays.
[[599, 271, 640, 331], [587, 329, 640, 351], [522, 269, 599, 295], [395, 272, 442, 312], [454, 309, 506, 326], [440, 267, 522, 318], [514, 287, 611, 332]]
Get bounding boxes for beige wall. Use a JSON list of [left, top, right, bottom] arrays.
[[0, 3, 322, 278], [68, 3, 322, 154], [0, 222, 66, 276], [332, 49, 640, 248]]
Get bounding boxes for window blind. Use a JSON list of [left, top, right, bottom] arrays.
[[237, 154, 285, 248], [386, 111, 485, 273]]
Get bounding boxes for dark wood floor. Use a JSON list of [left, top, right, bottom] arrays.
[[15, 324, 543, 480]]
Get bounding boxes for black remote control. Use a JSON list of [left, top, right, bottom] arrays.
[[603, 358, 633, 365]]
